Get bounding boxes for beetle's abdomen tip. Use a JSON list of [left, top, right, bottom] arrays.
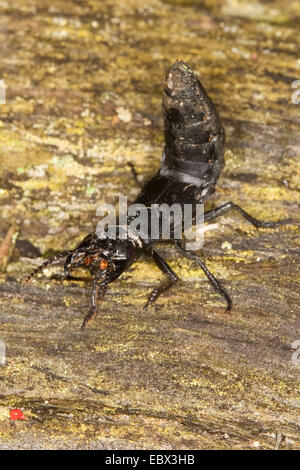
[[165, 60, 197, 98], [167, 60, 193, 75]]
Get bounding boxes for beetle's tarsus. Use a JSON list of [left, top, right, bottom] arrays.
[[144, 278, 176, 310], [127, 162, 141, 187], [80, 270, 110, 329], [81, 306, 96, 330], [225, 297, 233, 312], [254, 218, 292, 228], [81, 277, 100, 329], [175, 241, 232, 312]]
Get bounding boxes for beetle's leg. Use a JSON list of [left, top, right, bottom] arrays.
[[61, 254, 87, 281], [143, 249, 178, 310], [80, 262, 113, 330], [204, 201, 291, 228], [127, 162, 141, 187], [81, 277, 108, 330], [175, 241, 232, 311], [80, 280, 99, 330], [62, 252, 87, 280], [56, 274, 93, 282]]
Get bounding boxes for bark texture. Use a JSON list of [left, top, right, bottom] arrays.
[[0, 0, 299, 449]]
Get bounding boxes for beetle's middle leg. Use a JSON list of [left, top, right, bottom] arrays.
[[175, 241, 232, 311], [127, 162, 142, 187], [143, 249, 178, 310], [204, 201, 291, 228]]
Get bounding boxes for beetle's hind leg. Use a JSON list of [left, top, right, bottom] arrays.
[[204, 201, 291, 228], [175, 241, 232, 311]]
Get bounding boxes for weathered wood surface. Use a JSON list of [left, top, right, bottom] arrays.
[[0, 0, 299, 449]]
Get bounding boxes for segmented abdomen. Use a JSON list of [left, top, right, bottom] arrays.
[[135, 61, 225, 210], [160, 60, 225, 198]]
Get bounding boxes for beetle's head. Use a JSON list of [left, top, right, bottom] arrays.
[[25, 233, 138, 285], [63, 234, 137, 282]]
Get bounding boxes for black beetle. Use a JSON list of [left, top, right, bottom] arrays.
[[26, 61, 290, 329]]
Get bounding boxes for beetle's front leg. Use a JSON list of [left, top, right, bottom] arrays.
[[81, 274, 108, 330], [58, 274, 93, 282], [143, 249, 178, 310], [204, 201, 291, 228]]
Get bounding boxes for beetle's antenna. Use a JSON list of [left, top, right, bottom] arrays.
[[25, 250, 75, 283]]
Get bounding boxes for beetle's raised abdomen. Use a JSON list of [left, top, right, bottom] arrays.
[[160, 60, 225, 201]]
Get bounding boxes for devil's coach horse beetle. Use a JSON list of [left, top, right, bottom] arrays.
[[26, 61, 291, 329]]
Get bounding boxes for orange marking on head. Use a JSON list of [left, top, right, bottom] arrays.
[[84, 257, 92, 266], [100, 259, 108, 270]]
